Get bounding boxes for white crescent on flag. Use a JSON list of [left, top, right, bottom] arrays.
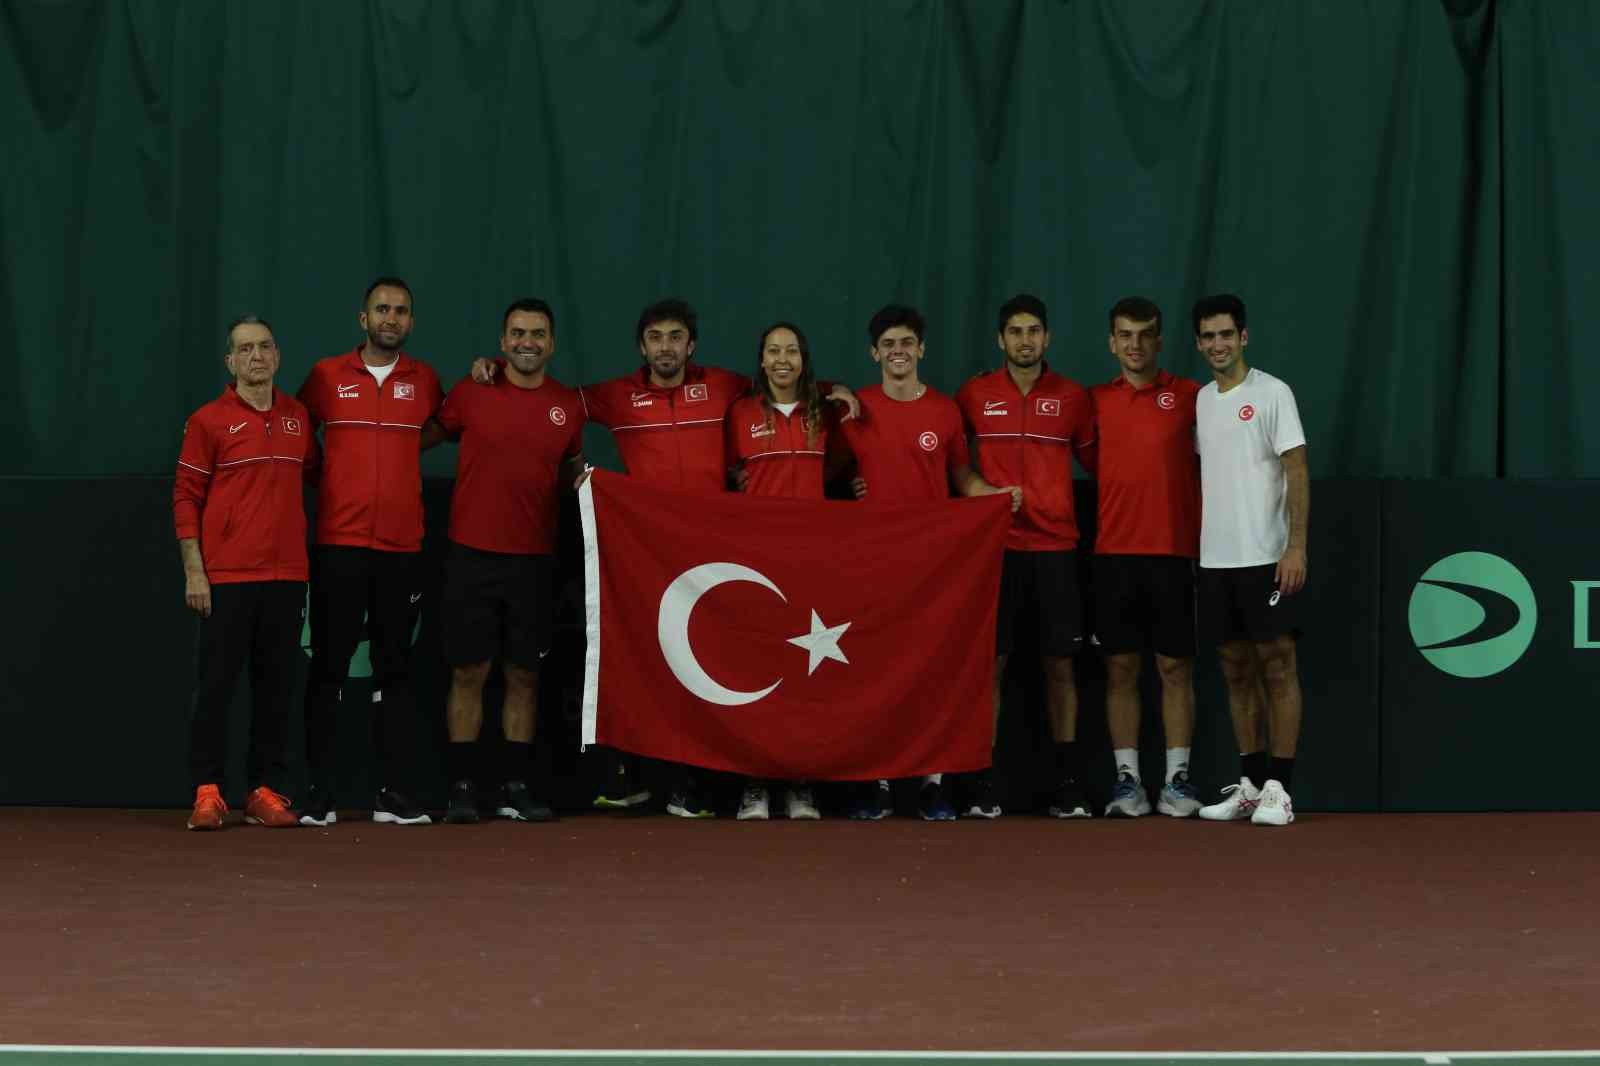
[[657, 563, 788, 706]]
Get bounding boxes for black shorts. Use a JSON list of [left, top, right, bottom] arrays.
[[1092, 554, 1197, 658], [1197, 563, 1301, 645], [441, 543, 554, 669], [996, 550, 1084, 658]]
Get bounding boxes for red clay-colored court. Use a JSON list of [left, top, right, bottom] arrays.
[[2, 810, 1596, 1054]]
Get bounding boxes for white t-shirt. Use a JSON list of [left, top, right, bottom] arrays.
[[1195, 367, 1306, 569], [367, 358, 397, 387]]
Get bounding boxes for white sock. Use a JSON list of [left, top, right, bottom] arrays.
[[1113, 748, 1140, 782], [1166, 747, 1191, 783], [922, 773, 942, 785]]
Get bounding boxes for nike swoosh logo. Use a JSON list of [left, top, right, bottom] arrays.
[[630, 392, 652, 401], [538, 648, 551, 660], [984, 401, 1006, 410], [338, 385, 359, 394], [228, 422, 247, 434], [409, 593, 422, 604]]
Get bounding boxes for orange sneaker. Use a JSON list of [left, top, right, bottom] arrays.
[[187, 783, 227, 830], [244, 785, 299, 828]]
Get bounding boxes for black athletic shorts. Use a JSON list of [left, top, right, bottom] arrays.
[[1091, 554, 1197, 658], [1197, 563, 1301, 645], [996, 549, 1084, 658], [441, 542, 554, 669]]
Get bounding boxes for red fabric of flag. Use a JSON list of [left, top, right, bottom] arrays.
[[579, 471, 1011, 780]]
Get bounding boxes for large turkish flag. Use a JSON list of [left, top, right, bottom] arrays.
[[579, 471, 1011, 780]]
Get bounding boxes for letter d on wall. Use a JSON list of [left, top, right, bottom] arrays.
[[1573, 582, 1600, 649]]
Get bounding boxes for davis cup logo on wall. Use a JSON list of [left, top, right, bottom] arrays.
[[918, 431, 939, 452], [1409, 551, 1537, 678], [549, 407, 567, 426], [1237, 403, 1255, 422], [1157, 391, 1176, 410]]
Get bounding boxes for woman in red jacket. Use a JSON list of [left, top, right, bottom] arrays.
[[724, 322, 852, 820]]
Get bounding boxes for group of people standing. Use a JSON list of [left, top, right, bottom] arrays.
[[172, 278, 1309, 830]]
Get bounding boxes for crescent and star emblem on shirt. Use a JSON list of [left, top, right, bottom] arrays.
[[1156, 391, 1176, 410], [918, 431, 939, 452], [656, 562, 850, 706], [549, 407, 567, 426]]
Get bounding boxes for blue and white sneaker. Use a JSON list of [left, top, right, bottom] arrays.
[[917, 779, 956, 821], [1157, 771, 1202, 818], [1103, 772, 1152, 818], [848, 780, 892, 820]]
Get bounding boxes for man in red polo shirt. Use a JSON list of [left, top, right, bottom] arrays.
[[956, 293, 1096, 820], [173, 315, 318, 831], [295, 277, 444, 827], [1090, 297, 1207, 818], [425, 298, 585, 825], [843, 304, 1020, 821]]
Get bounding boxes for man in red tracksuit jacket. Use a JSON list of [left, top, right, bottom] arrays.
[[295, 277, 444, 827], [956, 293, 1098, 821], [173, 315, 319, 831]]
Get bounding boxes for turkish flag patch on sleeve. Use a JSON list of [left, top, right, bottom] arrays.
[[578, 472, 1010, 780]]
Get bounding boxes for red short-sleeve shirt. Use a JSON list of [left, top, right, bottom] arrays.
[[1089, 369, 1201, 557], [840, 384, 970, 504], [436, 373, 584, 555]]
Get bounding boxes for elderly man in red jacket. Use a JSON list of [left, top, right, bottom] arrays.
[[173, 314, 319, 831]]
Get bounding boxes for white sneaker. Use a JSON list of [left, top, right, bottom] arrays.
[[736, 785, 769, 821], [1198, 776, 1261, 821], [785, 786, 820, 820], [1251, 779, 1295, 826]]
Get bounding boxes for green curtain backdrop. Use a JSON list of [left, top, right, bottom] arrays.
[[1, 0, 1592, 478]]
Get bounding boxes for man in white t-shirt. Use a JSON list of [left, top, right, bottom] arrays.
[[1190, 294, 1309, 827]]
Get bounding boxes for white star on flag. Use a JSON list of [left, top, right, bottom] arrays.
[[786, 610, 851, 675]]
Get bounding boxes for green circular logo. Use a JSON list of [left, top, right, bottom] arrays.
[[1409, 551, 1537, 678]]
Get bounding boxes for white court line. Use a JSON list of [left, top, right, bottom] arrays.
[[2, 1049, 1598, 1060]]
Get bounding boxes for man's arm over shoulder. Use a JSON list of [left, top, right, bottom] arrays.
[[422, 374, 472, 451], [580, 378, 622, 428]]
